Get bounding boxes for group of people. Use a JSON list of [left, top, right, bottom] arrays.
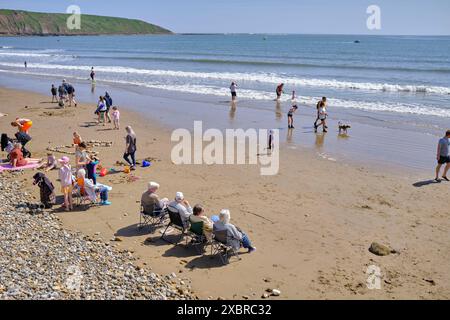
[[94, 92, 120, 129], [229, 82, 329, 132], [57, 131, 114, 211], [1, 118, 41, 168], [141, 182, 256, 253], [52, 79, 77, 107]]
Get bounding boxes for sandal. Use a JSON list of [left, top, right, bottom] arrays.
[[442, 176, 449, 181]]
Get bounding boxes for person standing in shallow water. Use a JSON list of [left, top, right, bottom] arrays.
[[230, 82, 237, 101], [90, 67, 95, 81], [276, 83, 284, 100], [435, 130, 450, 182], [314, 97, 327, 131], [287, 105, 298, 129]]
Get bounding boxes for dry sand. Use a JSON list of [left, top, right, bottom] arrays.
[[1, 86, 449, 300]]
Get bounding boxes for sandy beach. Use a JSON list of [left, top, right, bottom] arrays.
[[1, 86, 449, 300]]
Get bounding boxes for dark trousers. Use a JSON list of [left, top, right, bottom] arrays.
[[123, 151, 136, 167]]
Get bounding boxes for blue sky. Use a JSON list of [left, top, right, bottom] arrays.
[[1, 0, 449, 35]]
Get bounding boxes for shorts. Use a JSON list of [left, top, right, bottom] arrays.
[[61, 185, 73, 194], [438, 156, 450, 164], [287, 113, 293, 118], [231, 92, 237, 97]]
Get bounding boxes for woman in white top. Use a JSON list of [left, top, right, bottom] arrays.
[[213, 209, 256, 253], [315, 101, 328, 133]]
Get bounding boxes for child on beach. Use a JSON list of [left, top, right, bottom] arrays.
[[86, 156, 100, 185], [58, 156, 73, 211], [315, 101, 328, 133], [287, 105, 298, 129], [73, 132, 83, 147], [43, 152, 57, 172], [51, 84, 57, 103], [112, 106, 120, 130]]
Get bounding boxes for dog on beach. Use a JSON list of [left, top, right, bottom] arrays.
[[338, 121, 351, 134]]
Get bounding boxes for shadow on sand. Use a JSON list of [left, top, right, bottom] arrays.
[[413, 179, 441, 188]]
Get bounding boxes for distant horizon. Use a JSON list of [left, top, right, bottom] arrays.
[[0, 0, 449, 36]]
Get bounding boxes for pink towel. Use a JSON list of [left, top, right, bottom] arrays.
[[0, 162, 41, 172]]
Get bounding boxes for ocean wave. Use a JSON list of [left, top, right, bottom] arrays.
[[1, 68, 449, 118], [75, 54, 450, 73], [1, 62, 449, 95]]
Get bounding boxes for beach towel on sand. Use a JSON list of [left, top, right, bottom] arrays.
[[0, 162, 41, 172]]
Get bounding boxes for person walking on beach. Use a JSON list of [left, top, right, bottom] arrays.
[[315, 101, 328, 133], [58, 156, 73, 211], [314, 97, 327, 130], [230, 82, 238, 101], [65, 82, 77, 107], [58, 83, 66, 105], [95, 96, 107, 125], [90, 67, 95, 82], [51, 84, 57, 103], [24, 61, 27, 69], [104, 92, 113, 123], [435, 130, 450, 182], [276, 83, 284, 100], [123, 126, 137, 170], [287, 105, 298, 129]]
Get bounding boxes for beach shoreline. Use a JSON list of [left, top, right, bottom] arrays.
[[1, 86, 449, 299]]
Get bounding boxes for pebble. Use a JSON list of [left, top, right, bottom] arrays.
[[369, 242, 393, 256], [271, 289, 281, 296], [0, 175, 193, 300]]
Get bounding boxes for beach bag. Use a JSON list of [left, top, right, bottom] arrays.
[[59, 100, 65, 107]]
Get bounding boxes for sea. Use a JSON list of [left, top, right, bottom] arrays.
[[1, 34, 449, 172]]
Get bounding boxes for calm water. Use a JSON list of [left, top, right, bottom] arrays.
[[1, 34, 449, 171]]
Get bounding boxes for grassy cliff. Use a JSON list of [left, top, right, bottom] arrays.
[[0, 9, 172, 36]]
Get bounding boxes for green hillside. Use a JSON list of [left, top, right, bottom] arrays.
[[0, 9, 172, 36]]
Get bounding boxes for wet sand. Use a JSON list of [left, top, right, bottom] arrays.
[[1, 86, 449, 299]]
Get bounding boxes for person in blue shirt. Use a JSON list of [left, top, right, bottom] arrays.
[[86, 156, 100, 185], [435, 130, 450, 182]]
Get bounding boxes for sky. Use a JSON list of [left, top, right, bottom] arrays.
[[0, 0, 449, 35]]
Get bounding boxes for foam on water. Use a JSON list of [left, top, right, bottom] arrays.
[[2, 68, 450, 118], [1, 62, 449, 96]]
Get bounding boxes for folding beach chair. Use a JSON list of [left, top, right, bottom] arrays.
[[160, 206, 188, 245], [72, 184, 91, 206], [138, 205, 168, 231], [186, 221, 209, 254], [211, 229, 241, 265]]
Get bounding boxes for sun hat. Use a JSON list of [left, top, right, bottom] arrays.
[[175, 192, 184, 201], [58, 156, 70, 164]]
